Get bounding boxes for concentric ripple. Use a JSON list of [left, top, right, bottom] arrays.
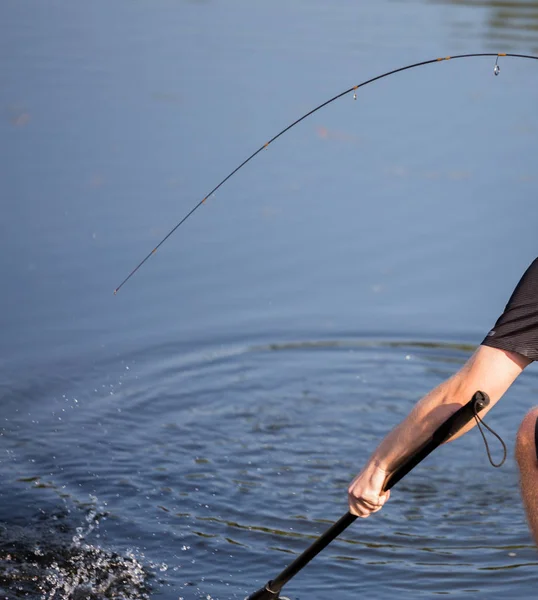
[[2, 337, 538, 599]]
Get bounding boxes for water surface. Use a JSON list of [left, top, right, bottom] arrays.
[[1, 1, 538, 598]]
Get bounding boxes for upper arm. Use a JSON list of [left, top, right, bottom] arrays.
[[443, 344, 532, 439], [461, 344, 531, 400]]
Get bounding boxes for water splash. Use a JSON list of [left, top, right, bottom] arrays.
[[0, 499, 151, 599], [39, 546, 148, 600]]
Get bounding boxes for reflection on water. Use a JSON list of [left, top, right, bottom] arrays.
[[431, 0, 538, 51]]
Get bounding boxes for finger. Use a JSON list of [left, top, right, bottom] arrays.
[[348, 497, 381, 517], [348, 504, 371, 518], [350, 494, 382, 510]]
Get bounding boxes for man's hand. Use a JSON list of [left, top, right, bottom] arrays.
[[348, 463, 390, 518]]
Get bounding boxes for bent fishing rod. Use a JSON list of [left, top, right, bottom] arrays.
[[245, 391, 491, 600], [114, 52, 538, 294]]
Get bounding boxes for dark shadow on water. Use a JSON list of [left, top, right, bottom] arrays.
[[429, 0, 538, 51], [255, 338, 475, 355]]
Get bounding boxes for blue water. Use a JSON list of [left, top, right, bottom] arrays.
[[1, 1, 538, 598]]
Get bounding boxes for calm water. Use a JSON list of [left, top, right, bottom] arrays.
[[1, 1, 538, 599]]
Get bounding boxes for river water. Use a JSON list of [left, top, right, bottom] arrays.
[[1, 1, 538, 599]]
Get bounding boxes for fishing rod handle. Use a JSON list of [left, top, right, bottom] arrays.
[[246, 390, 489, 599], [383, 390, 489, 490]]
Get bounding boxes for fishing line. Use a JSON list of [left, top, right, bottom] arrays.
[[114, 52, 538, 294]]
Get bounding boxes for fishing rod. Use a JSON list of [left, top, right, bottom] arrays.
[[114, 52, 538, 294], [245, 391, 490, 600]]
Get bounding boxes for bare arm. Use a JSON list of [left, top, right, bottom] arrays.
[[348, 345, 531, 517]]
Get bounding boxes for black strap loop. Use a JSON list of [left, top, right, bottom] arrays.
[[473, 404, 507, 468]]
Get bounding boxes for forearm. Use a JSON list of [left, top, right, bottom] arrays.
[[349, 343, 530, 519], [349, 374, 474, 517], [366, 377, 467, 474], [364, 345, 529, 475]]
